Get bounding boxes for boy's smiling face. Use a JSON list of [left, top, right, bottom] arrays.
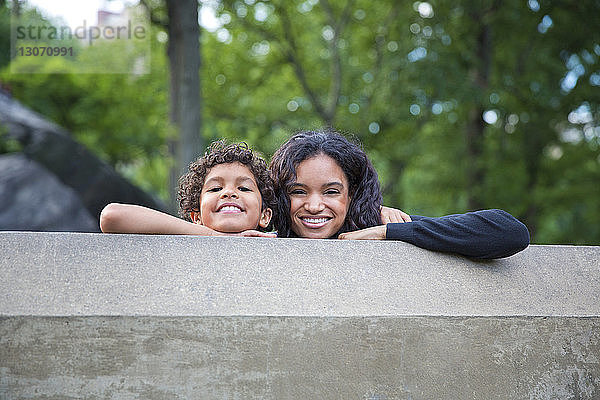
[[191, 162, 272, 233]]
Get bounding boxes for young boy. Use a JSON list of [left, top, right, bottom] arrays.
[[100, 141, 275, 237]]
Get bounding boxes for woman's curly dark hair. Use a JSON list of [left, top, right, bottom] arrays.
[[269, 129, 382, 238], [178, 140, 275, 231]]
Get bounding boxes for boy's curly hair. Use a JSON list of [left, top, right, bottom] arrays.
[[178, 140, 275, 231]]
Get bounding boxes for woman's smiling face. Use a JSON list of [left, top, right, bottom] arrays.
[[288, 154, 351, 238]]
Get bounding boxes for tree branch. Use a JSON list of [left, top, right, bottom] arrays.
[[139, 0, 169, 28], [276, 3, 330, 124], [320, 0, 355, 124]]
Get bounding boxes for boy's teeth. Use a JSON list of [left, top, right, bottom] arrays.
[[221, 205, 241, 211], [304, 217, 327, 224]]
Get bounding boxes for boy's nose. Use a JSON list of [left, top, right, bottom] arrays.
[[220, 188, 238, 198]]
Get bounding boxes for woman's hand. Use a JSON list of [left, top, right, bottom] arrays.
[[338, 225, 387, 240], [380, 205, 411, 223]]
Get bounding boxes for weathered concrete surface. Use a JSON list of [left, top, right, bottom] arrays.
[[1, 232, 599, 399], [0, 232, 598, 316], [1, 316, 598, 399]]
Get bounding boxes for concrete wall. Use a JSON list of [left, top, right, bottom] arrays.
[[1, 232, 599, 399]]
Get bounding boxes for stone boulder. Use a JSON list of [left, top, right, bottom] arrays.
[[0, 91, 167, 230], [0, 154, 98, 231]]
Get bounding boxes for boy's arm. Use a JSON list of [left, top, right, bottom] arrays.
[[99, 203, 219, 235]]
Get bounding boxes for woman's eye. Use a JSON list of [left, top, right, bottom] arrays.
[[289, 189, 305, 195], [325, 189, 340, 195]]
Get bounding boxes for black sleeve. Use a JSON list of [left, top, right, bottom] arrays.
[[385, 209, 530, 259]]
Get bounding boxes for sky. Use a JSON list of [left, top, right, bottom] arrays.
[[25, 0, 220, 30], [25, 0, 132, 28]]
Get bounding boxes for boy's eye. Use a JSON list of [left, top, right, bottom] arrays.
[[239, 186, 252, 192], [207, 187, 221, 192]]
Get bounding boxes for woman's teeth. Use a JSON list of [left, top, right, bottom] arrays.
[[303, 217, 328, 224]]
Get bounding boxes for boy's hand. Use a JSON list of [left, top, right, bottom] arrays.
[[338, 225, 387, 240], [229, 230, 277, 238], [380, 205, 411, 223], [193, 225, 276, 238]]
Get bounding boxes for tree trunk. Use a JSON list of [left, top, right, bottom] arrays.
[[465, 19, 492, 211], [166, 0, 202, 211], [522, 122, 542, 241], [10, 0, 20, 15], [465, 105, 485, 210]]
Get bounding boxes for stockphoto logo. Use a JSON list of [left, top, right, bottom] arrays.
[[11, 13, 150, 74], [15, 19, 147, 46]]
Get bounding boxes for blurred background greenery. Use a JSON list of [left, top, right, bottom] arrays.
[[1, 0, 599, 244]]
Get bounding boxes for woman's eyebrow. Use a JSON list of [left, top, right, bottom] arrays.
[[291, 182, 344, 188], [322, 181, 344, 188]]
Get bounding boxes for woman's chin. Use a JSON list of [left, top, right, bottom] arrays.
[[292, 226, 339, 239]]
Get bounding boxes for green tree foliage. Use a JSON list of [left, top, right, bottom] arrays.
[[0, 2, 10, 69], [1, 2, 172, 200], [202, 0, 600, 244]]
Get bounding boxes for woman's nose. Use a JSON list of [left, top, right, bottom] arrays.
[[304, 194, 324, 213]]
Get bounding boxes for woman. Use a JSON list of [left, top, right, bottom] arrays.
[[269, 129, 530, 259], [269, 129, 383, 239]]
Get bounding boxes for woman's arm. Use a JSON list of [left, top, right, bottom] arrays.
[[100, 203, 219, 235], [340, 209, 530, 259]]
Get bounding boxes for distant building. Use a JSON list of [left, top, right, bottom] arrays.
[[97, 10, 125, 27]]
